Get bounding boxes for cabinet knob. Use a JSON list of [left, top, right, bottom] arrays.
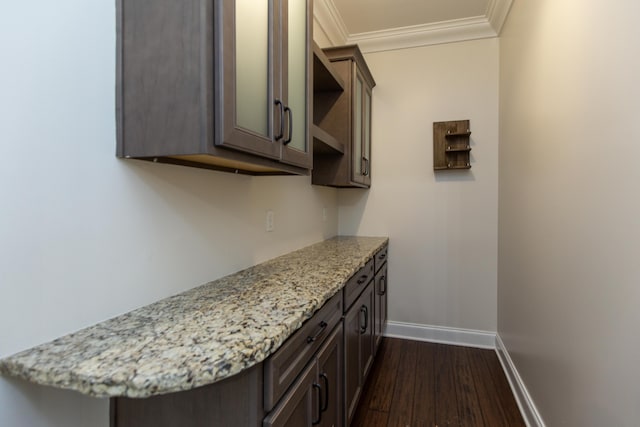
[[306, 321, 328, 344], [356, 274, 368, 285]]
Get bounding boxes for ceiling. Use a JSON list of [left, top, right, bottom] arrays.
[[314, 0, 513, 53]]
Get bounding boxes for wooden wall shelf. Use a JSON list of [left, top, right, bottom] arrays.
[[433, 120, 472, 170]]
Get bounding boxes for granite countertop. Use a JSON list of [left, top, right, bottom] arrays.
[[0, 236, 388, 398]]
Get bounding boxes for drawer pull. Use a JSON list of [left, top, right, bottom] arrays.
[[356, 275, 368, 285], [378, 253, 386, 260], [378, 275, 386, 295], [320, 373, 329, 412], [360, 305, 368, 334], [306, 321, 328, 344], [283, 106, 293, 145], [312, 382, 323, 425], [274, 99, 284, 141]]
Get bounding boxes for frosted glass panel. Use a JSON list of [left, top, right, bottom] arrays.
[[236, 1, 269, 137], [353, 77, 363, 176], [287, 0, 307, 151]]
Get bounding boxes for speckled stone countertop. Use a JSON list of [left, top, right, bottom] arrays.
[[0, 236, 387, 398]]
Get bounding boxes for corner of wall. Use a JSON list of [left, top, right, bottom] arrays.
[[494, 334, 546, 427]]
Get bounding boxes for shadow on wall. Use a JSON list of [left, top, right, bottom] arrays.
[[122, 159, 254, 215]]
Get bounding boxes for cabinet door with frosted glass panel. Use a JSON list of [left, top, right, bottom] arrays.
[[215, 0, 279, 158], [216, 0, 311, 168], [279, 0, 312, 168]]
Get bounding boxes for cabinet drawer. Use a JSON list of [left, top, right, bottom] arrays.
[[263, 358, 316, 427], [264, 291, 343, 412], [343, 259, 374, 312], [374, 245, 388, 273]]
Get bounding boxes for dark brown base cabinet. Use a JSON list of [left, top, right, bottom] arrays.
[[374, 246, 388, 354], [110, 244, 389, 427], [344, 281, 375, 426], [110, 364, 264, 427], [264, 323, 343, 427]]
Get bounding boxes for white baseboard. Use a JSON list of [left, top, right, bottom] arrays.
[[384, 320, 496, 349], [495, 334, 546, 427]]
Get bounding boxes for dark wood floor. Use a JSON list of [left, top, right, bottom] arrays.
[[352, 338, 526, 427]]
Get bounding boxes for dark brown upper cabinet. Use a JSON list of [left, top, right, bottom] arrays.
[[312, 45, 376, 188], [116, 0, 312, 175]]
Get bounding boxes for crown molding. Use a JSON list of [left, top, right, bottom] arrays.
[[314, 0, 513, 53], [486, 0, 514, 35], [313, 0, 348, 46], [349, 16, 496, 54]]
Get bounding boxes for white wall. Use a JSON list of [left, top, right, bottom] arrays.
[[338, 39, 499, 332], [0, 2, 338, 426], [499, 0, 640, 425]]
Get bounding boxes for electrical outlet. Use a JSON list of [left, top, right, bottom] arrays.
[[265, 210, 275, 232]]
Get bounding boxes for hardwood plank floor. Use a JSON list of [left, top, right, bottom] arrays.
[[352, 338, 525, 427]]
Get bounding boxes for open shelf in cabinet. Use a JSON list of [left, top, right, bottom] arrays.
[[312, 124, 344, 155], [312, 42, 345, 161], [434, 120, 472, 170], [313, 43, 344, 93]]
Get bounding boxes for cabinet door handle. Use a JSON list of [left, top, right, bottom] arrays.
[[274, 99, 284, 141], [319, 373, 329, 412], [356, 274, 368, 285], [363, 157, 369, 176], [306, 321, 328, 344], [360, 305, 368, 334], [283, 106, 293, 145], [378, 253, 386, 260], [379, 275, 386, 295], [312, 382, 323, 425]]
